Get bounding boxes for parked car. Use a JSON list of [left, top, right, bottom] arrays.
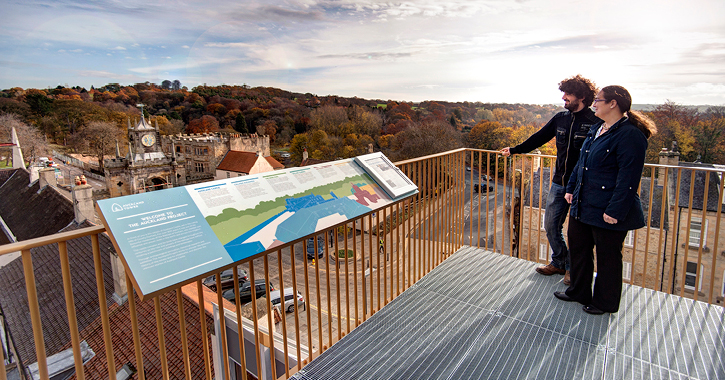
[[473, 182, 494, 193], [269, 288, 305, 313], [203, 268, 249, 292], [281, 152, 291, 158], [306, 236, 324, 259], [221, 279, 275, 305]]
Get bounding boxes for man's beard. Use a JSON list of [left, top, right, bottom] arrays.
[[565, 98, 581, 112]]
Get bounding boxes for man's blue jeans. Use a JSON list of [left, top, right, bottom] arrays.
[[545, 182, 570, 271]]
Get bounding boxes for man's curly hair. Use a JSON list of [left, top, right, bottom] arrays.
[[558, 75, 597, 107]]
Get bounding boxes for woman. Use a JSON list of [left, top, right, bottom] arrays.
[[553, 85, 657, 315]]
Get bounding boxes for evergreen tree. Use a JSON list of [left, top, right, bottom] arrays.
[[235, 113, 248, 133]]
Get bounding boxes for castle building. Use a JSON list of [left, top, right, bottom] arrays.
[[161, 133, 270, 183], [104, 118, 187, 197]]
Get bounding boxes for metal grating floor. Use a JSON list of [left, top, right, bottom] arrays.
[[291, 246, 725, 380]]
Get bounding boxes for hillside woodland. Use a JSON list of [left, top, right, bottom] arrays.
[[1, 82, 724, 167]]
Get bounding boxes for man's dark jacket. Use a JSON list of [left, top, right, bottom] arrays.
[[565, 117, 647, 231], [509, 108, 600, 186]]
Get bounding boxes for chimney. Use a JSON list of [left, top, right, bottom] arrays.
[[367, 143, 373, 154], [532, 149, 541, 173], [110, 250, 128, 305], [658, 144, 680, 186], [302, 148, 308, 162], [72, 178, 93, 224], [38, 167, 57, 189]]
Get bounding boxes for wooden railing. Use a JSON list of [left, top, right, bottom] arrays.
[[1, 148, 723, 380]]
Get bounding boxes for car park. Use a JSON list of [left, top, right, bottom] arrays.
[[221, 279, 275, 305], [203, 268, 249, 291], [269, 287, 305, 313], [306, 236, 324, 259]]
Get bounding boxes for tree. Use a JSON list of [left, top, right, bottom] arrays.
[[234, 113, 248, 133], [186, 115, 219, 133], [0, 113, 48, 165], [310, 105, 348, 136], [172, 80, 182, 91], [76, 121, 123, 173], [466, 120, 512, 150], [692, 117, 725, 164], [392, 119, 462, 161], [161, 80, 172, 90]]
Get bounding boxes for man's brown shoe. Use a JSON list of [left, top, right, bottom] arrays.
[[563, 271, 571, 286], [535, 263, 566, 276]]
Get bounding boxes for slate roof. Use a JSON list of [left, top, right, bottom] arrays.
[[638, 178, 669, 230], [73, 285, 215, 380], [0, 221, 115, 365], [523, 167, 551, 209], [669, 163, 724, 212], [0, 168, 75, 242]]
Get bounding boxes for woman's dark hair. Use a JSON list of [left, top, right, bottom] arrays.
[[600, 85, 658, 139], [558, 74, 597, 107]]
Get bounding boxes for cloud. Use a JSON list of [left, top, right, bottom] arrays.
[[112, 46, 127, 51], [317, 51, 415, 60]]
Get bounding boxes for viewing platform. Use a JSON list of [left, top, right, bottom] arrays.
[[292, 246, 725, 380]]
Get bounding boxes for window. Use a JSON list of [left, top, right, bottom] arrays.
[[624, 231, 635, 248], [685, 262, 704, 291], [226, 172, 230, 178], [622, 261, 632, 281], [185, 146, 191, 154], [539, 243, 551, 261], [722, 270, 725, 297], [195, 147, 209, 155], [689, 217, 708, 248], [175, 146, 181, 153], [195, 162, 206, 173]]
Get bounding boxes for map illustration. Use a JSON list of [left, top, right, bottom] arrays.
[[97, 156, 415, 298]]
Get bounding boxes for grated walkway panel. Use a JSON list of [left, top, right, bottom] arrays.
[[291, 246, 725, 380]]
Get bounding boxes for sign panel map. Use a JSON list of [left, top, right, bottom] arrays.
[[97, 156, 416, 299]]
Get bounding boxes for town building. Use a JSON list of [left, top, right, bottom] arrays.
[[161, 132, 270, 183], [104, 118, 186, 197], [214, 150, 284, 180]]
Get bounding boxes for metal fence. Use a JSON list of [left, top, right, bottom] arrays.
[[1, 148, 723, 380]]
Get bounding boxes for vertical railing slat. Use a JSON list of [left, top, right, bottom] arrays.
[[58, 241, 85, 380], [21, 249, 49, 380], [91, 234, 116, 380]]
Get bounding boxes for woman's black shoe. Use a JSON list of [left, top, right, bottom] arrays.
[[582, 305, 605, 315], [553, 291, 576, 302]]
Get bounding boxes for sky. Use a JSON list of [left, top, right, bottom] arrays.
[[1, 0, 724, 106]]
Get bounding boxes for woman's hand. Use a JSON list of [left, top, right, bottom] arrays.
[[564, 193, 573, 204], [603, 213, 618, 224]]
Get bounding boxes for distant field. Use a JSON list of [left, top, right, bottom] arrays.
[[376, 104, 387, 109]]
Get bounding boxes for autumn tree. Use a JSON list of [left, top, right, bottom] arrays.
[[75, 121, 123, 173], [692, 113, 725, 164], [466, 120, 512, 151], [186, 115, 219, 133], [391, 119, 462, 161], [310, 105, 348, 136]]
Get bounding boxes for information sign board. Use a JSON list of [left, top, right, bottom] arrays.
[[97, 155, 417, 299]]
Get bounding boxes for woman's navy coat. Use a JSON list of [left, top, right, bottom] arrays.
[[565, 117, 647, 231]]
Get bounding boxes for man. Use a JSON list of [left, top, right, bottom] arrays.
[[500, 75, 599, 285]]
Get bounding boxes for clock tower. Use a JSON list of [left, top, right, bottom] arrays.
[[104, 115, 186, 197]]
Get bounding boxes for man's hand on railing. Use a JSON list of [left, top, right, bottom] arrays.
[[564, 193, 573, 204], [500, 147, 511, 157]]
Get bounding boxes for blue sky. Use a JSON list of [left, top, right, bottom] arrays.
[[1, 0, 724, 105]]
